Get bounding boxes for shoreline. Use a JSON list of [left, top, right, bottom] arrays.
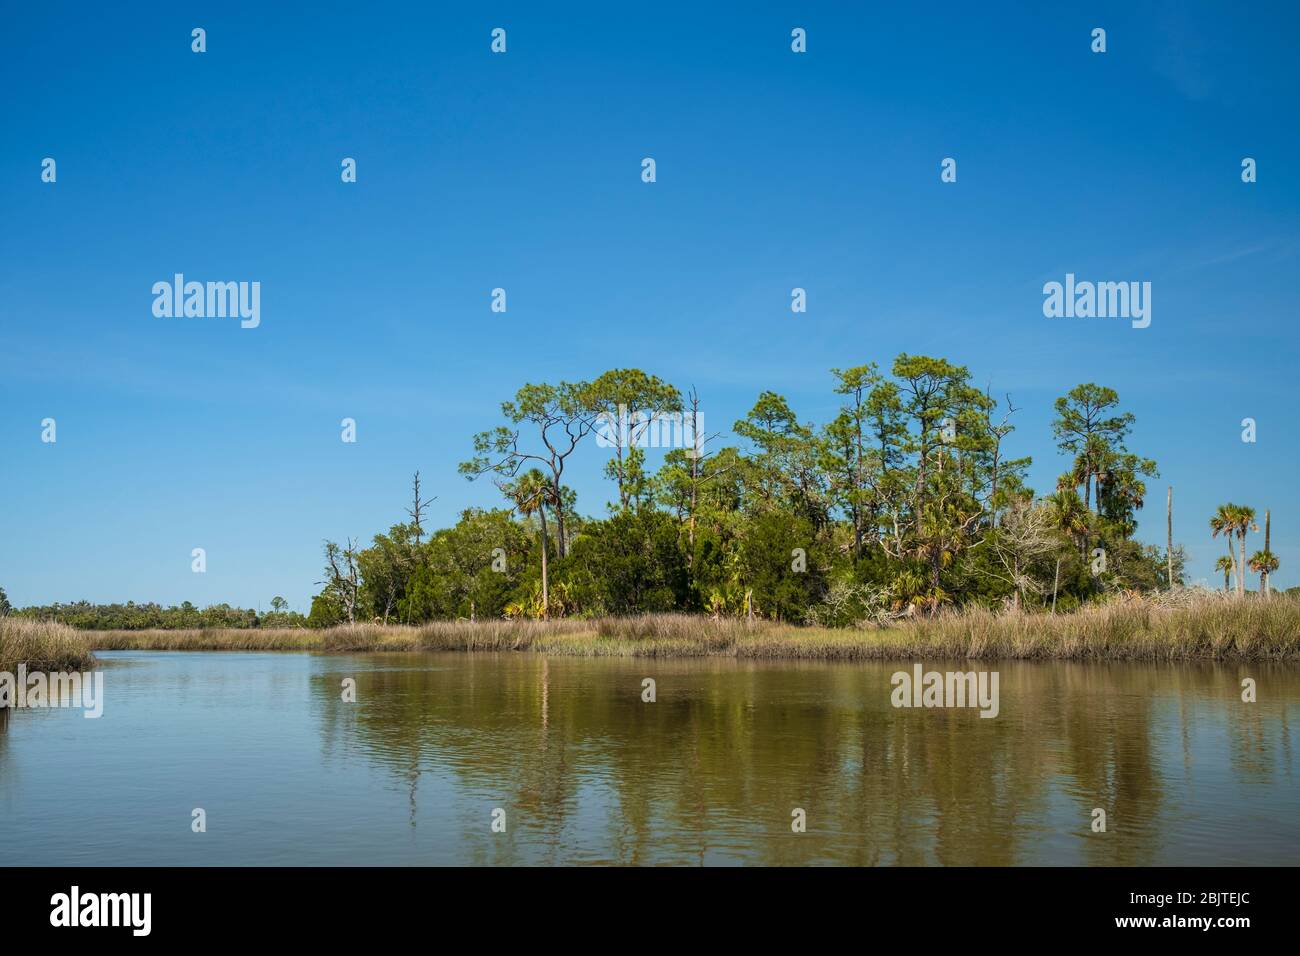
[[20, 594, 1300, 663]]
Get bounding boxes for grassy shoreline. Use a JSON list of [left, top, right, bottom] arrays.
[[10, 592, 1296, 663], [0, 618, 97, 671]]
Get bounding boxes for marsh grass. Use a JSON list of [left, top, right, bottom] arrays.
[[63, 592, 1300, 661], [741, 593, 1300, 661], [88, 627, 319, 652], [0, 617, 97, 671]]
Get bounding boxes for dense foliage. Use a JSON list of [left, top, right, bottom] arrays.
[[305, 357, 1199, 627], [14, 356, 1274, 629]]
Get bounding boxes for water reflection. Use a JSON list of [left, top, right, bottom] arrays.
[[307, 655, 1299, 866], [1, 653, 1294, 865]]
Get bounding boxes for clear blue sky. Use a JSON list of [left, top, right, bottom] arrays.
[[2, 2, 1297, 610]]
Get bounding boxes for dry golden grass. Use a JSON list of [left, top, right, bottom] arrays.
[[743, 593, 1300, 661], [0, 617, 97, 671], [87, 627, 319, 652], [57, 591, 1300, 661]]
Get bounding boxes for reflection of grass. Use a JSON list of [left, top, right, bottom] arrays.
[[0, 617, 96, 671], [61, 593, 1300, 660]]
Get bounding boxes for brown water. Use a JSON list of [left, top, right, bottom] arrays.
[[0, 651, 1296, 865]]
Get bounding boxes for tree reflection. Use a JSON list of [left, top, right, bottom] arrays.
[[307, 654, 1298, 865]]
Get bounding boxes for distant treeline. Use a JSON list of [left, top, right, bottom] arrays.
[[7, 599, 305, 631]]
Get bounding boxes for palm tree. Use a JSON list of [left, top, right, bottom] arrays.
[[507, 469, 554, 619], [1248, 508, 1279, 597], [1209, 503, 1234, 541], [1048, 487, 1091, 558], [1062, 455, 1090, 510], [1210, 503, 1237, 589], [1215, 555, 1235, 592], [1248, 550, 1279, 597], [1211, 503, 1257, 597], [1230, 505, 1258, 597]]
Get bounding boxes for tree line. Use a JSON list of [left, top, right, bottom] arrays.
[[5, 355, 1281, 630], [305, 356, 1267, 628], [5, 597, 305, 631]]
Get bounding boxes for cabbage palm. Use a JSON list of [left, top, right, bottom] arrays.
[[1249, 508, 1278, 597], [1209, 504, 1235, 545], [506, 469, 555, 619], [1214, 554, 1235, 592], [1210, 504, 1237, 591], [1230, 505, 1258, 597], [1048, 488, 1090, 558], [1211, 503, 1257, 597], [1248, 550, 1279, 596]]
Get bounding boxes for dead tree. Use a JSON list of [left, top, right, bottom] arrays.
[[406, 470, 436, 546], [321, 538, 361, 624]]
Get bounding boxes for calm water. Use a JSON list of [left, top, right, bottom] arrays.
[[0, 651, 1296, 865]]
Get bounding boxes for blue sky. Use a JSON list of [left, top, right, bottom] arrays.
[[2, 2, 1297, 609]]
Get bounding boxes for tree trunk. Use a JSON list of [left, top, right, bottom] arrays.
[[539, 506, 550, 620], [615, 442, 629, 512], [1238, 532, 1247, 598], [1166, 486, 1173, 589], [548, 472, 567, 559], [1051, 558, 1060, 614], [687, 435, 698, 559], [855, 414, 865, 557], [1263, 509, 1271, 597]]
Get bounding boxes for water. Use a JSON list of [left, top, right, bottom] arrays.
[[0, 651, 1296, 865]]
